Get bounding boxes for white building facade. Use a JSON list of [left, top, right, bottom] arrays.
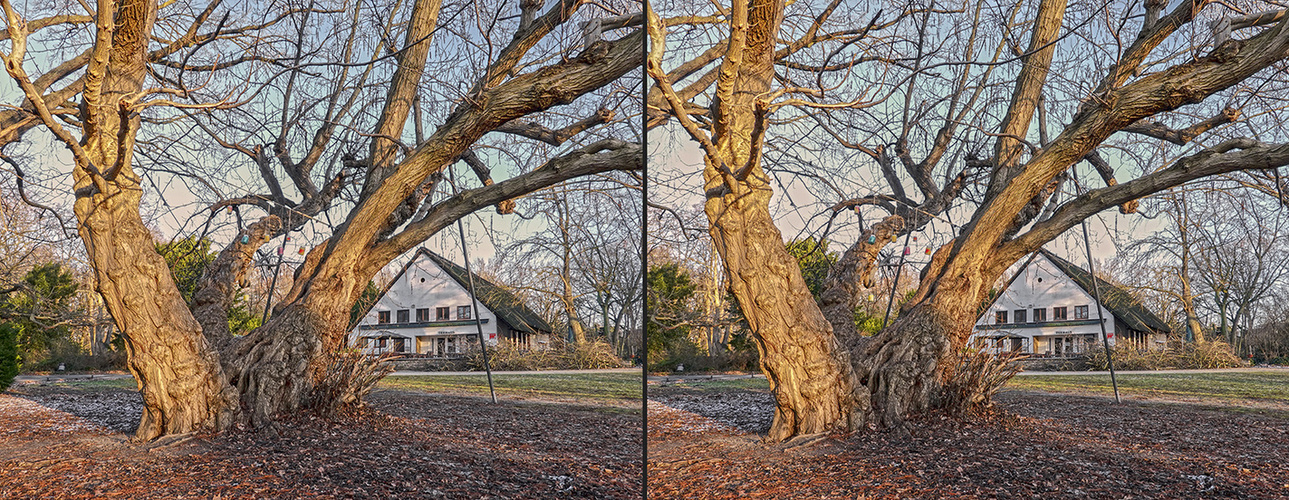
[[971, 251, 1170, 358], [349, 249, 553, 357]]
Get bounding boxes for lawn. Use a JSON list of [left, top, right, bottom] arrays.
[[380, 372, 644, 404], [1006, 370, 1289, 402], [649, 376, 768, 394], [13, 372, 644, 405], [13, 378, 138, 391], [651, 370, 1289, 405]]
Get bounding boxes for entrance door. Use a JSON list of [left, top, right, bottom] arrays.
[[436, 338, 446, 356]]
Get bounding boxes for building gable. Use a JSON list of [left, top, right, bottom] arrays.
[[1038, 250, 1171, 334], [979, 253, 1100, 324], [363, 251, 501, 330], [355, 248, 553, 336]]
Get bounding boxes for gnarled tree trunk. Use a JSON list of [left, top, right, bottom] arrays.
[[64, 0, 236, 441], [694, 0, 867, 440]]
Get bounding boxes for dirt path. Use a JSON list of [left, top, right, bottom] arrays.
[[1, 386, 642, 499]]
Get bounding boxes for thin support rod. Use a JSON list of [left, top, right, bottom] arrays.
[[451, 169, 497, 404], [1073, 167, 1120, 403], [882, 229, 914, 330], [262, 233, 289, 324]]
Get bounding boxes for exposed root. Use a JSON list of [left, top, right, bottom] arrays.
[[776, 432, 829, 450]]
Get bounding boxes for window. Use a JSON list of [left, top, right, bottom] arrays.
[[358, 337, 369, 348], [394, 338, 406, 352], [377, 338, 387, 348], [1053, 307, 1067, 321], [458, 305, 472, 320], [995, 311, 1008, 324], [416, 308, 430, 322], [397, 309, 410, 323], [1033, 308, 1047, 322], [1074, 305, 1089, 319], [436, 307, 450, 320], [378, 311, 390, 324], [1014, 309, 1027, 323]]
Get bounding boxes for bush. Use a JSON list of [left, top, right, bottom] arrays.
[[940, 347, 1026, 417], [0, 323, 18, 391], [309, 349, 395, 414], [1085, 341, 1244, 371], [16, 336, 126, 373], [464, 338, 626, 371], [649, 339, 759, 373]]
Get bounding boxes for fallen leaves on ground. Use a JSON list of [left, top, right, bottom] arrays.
[[648, 389, 1289, 499], [0, 386, 642, 499]]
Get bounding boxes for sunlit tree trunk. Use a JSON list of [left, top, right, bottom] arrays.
[[61, 0, 236, 440]]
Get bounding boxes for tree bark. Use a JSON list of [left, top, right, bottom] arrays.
[[700, 0, 866, 440], [70, 0, 235, 441], [819, 215, 903, 360]]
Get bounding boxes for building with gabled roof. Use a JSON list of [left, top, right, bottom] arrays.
[[349, 248, 554, 356], [971, 250, 1171, 358]]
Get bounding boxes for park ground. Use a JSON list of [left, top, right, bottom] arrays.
[[0, 370, 644, 499], [648, 368, 1289, 499]]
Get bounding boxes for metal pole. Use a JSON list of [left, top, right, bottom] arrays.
[[458, 220, 497, 403], [1072, 167, 1120, 403], [449, 167, 497, 404], [262, 233, 289, 324], [882, 229, 914, 330]]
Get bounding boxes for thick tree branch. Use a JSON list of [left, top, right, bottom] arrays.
[[368, 139, 641, 270], [999, 139, 1289, 273], [1122, 107, 1240, 145]]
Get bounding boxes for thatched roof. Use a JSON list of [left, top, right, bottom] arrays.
[[421, 250, 554, 335], [1039, 250, 1170, 334]]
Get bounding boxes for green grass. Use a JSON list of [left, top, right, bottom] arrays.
[[379, 372, 643, 402], [1007, 370, 1289, 402], [7, 377, 137, 392], [649, 377, 770, 395]]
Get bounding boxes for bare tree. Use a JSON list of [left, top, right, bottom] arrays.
[[0, 0, 641, 440], [649, 0, 1289, 440]]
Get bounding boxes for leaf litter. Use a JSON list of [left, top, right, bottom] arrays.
[[649, 387, 1289, 499], [1, 385, 642, 499]]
